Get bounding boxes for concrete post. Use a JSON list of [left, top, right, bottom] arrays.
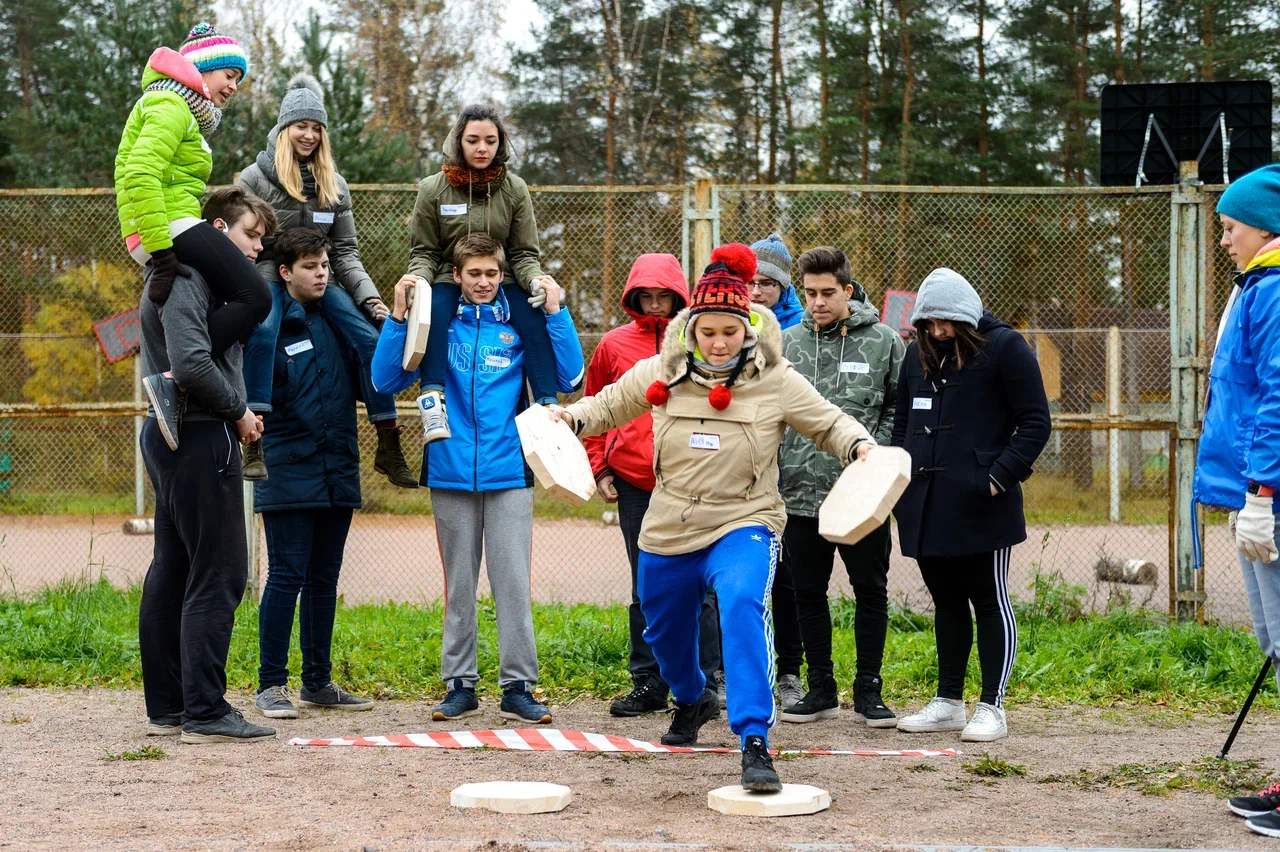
[[244, 480, 260, 603]]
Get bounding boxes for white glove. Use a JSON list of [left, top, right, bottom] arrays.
[[1229, 511, 1238, 539], [1236, 493, 1278, 564], [527, 278, 548, 309]]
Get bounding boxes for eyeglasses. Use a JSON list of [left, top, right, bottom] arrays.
[[749, 280, 780, 291]]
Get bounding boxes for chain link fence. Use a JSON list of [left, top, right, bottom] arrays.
[[0, 183, 1247, 622]]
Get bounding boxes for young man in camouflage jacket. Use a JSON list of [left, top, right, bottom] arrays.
[[777, 246, 905, 727]]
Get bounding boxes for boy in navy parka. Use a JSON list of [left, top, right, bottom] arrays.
[[372, 233, 584, 724]]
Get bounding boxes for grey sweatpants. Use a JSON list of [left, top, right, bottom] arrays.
[[432, 487, 538, 689], [1239, 516, 1280, 691]]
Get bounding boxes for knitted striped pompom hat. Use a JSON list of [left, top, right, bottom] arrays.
[[180, 23, 249, 83]]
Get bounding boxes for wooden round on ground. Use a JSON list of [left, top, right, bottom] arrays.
[[707, 784, 831, 817], [450, 781, 572, 814]]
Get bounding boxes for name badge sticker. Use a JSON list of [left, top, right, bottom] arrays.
[[689, 433, 721, 451], [484, 354, 512, 370], [312, 211, 335, 224], [912, 397, 932, 410], [285, 339, 314, 356], [440, 203, 468, 216], [840, 361, 871, 374]]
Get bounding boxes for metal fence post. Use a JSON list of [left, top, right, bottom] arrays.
[[244, 480, 260, 604], [1107, 325, 1121, 523], [1170, 161, 1208, 622], [133, 356, 144, 517]]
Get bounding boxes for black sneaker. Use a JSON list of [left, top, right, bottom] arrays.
[[609, 679, 669, 717], [499, 681, 552, 724], [299, 681, 374, 712], [1248, 809, 1280, 838], [143, 373, 184, 451], [712, 670, 727, 709], [1231, 782, 1280, 818], [661, 688, 719, 746], [741, 735, 783, 792], [180, 709, 276, 744], [780, 679, 840, 724], [431, 679, 480, 721], [146, 715, 182, 736], [853, 674, 898, 729]]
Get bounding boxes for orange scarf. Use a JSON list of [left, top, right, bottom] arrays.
[[442, 163, 505, 189]]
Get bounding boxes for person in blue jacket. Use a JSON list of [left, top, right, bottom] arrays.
[[372, 232, 584, 724], [248, 228, 374, 720], [1195, 166, 1280, 839]]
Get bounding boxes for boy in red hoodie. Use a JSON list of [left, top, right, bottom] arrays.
[[586, 254, 723, 717]]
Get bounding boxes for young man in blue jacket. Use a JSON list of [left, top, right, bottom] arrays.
[[250, 228, 375, 720], [372, 232, 585, 724]]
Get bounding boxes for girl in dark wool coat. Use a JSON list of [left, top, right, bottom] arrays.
[[890, 268, 1050, 744]]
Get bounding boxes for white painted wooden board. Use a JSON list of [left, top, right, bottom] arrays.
[[515, 404, 597, 505], [707, 784, 831, 817], [451, 781, 572, 814], [818, 446, 912, 546], [402, 277, 431, 371]]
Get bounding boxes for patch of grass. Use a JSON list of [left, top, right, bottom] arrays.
[[1041, 758, 1270, 797], [964, 754, 1028, 778], [3, 714, 30, 724], [905, 763, 938, 773], [102, 744, 165, 761]]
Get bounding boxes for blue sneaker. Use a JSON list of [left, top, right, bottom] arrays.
[[432, 678, 480, 721], [499, 682, 552, 724]]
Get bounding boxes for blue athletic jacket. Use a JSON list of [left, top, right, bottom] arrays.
[[1194, 249, 1280, 511], [371, 290, 585, 492], [772, 285, 804, 330]]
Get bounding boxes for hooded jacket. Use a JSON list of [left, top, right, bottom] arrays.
[[771, 285, 805, 330], [583, 254, 690, 491], [779, 300, 906, 518], [115, 48, 213, 256], [1194, 242, 1280, 511], [237, 126, 379, 305], [890, 312, 1051, 559], [565, 305, 874, 556]]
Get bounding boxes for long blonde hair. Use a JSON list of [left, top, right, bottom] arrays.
[[274, 124, 339, 209]]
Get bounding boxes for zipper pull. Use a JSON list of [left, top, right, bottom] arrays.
[[680, 495, 701, 523]]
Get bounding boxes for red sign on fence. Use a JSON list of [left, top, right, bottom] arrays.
[[92, 308, 141, 363], [881, 290, 917, 336]]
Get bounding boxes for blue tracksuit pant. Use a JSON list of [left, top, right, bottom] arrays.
[[638, 525, 779, 746]]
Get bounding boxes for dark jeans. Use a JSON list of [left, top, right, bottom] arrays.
[[138, 418, 248, 723], [423, 281, 558, 403], [917, 547, 1017, 707], [243, 284, 397, 422], [771, 550, 804, 678], [785, 514, 890, 685], [171, 222, 272, 356], [615, 476, 721, 691], [258, 507, 354, 692]]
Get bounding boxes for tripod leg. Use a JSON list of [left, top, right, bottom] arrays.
[[1220, 657, 1273, 760]]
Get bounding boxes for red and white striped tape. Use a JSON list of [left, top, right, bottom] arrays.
[[288, 728, 960, 757]]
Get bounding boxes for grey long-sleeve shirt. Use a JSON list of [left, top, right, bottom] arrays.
[[139, 268, 246, 423]]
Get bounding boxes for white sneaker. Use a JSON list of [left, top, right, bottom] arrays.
[[895, 696, 967, 733], [960, 702, 1007, 742], [417, 390, 451, 443]]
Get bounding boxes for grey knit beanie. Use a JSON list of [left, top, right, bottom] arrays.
[[278, 74, 327, 129], [910, 268, 983, 327], [750, 233, 792, 288]]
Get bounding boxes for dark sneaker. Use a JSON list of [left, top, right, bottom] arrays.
[[243, 437, 268, 481], [777, 673, 804, 711], [254, 685, 298, 719], [500, 682, 552, 724], [1231, 783, 1280, 818], [741, 735, 783, 792], [146, 716, 182, 736], [780, 680, 840, 724], [853, 674, 898, 729], [1248, 810, 1280, 838], [712, 670, 727, 709], [610, 679, 669, 717], [431, 679, 480, 721], [299, 682, 374, 712], [143, 373, 183, 451], [374, 426, 419, 489], [661, 688, 719, 746], [180, 709, 276, 744]]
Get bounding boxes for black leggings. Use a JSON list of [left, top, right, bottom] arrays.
[[422, 281, 559, 403], [171, 222, 273, 356], [917, 548, 1016, 707], [770, 552, 804, 679]]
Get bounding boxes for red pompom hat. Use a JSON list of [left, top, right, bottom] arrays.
[[647, 244, 757, 411]]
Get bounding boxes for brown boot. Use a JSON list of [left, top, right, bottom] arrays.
[[243, 438, 268, 481], [374, 426, 418, 488]]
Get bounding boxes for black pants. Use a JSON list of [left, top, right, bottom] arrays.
[[917, 548, 1016, 707], [615, 476, 721, 690], [785, 515, 890, 685], [771, 550, 804, 678], [138, 418, 248, 723], [171, 222, 273, 356], [423, 281, 559, 403], [258, 508, 354, 692]]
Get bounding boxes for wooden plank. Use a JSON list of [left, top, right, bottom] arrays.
[[402, 277, 431, 371], [818, 446, 912, 546], [515, 404, 597, 505]]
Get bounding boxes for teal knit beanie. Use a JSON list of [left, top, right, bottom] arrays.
[[1217, 164, 1280, 235]]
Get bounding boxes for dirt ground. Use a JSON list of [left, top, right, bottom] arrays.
[[1, 688, 1277, 851], [0, 513, 1251, 623]]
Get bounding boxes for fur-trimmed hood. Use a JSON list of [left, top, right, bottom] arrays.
[[659, 304, 784, 384]]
